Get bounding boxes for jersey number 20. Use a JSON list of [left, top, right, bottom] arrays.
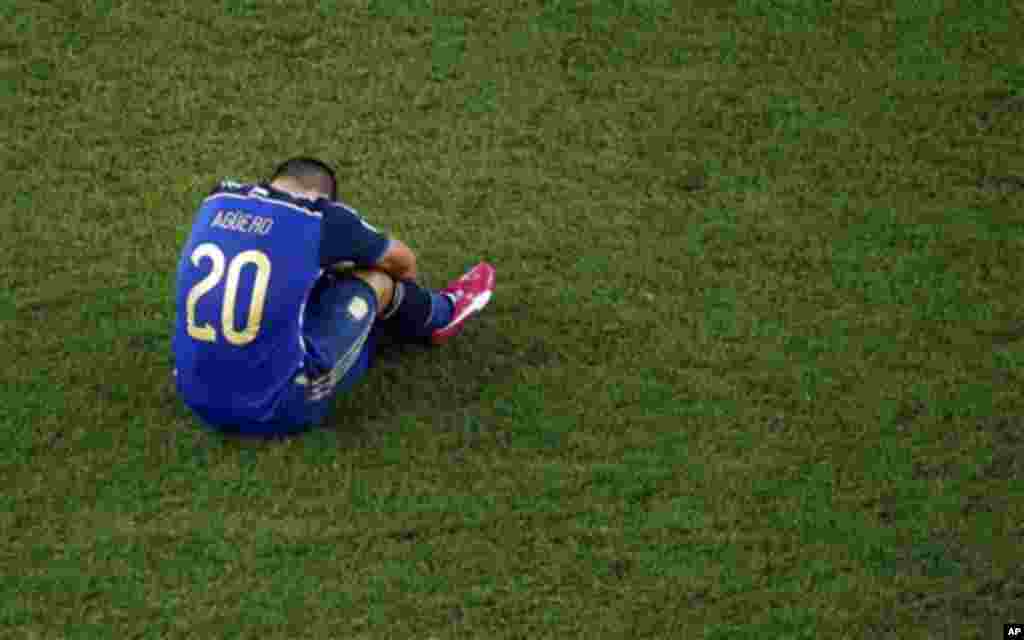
[[185, 243, 271, 346]]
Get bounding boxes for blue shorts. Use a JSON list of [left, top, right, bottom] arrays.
[[202, 274, 378, 437]]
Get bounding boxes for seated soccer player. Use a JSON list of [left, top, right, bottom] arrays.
[[171, 157, 495, 436]]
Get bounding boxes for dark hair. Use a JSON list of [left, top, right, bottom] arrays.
[[270, 157, 338, 200]]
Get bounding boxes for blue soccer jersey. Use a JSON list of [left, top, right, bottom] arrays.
[[172, 180, 390, 426]]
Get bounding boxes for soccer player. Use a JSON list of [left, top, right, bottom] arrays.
[[171, 157, 495, 436]]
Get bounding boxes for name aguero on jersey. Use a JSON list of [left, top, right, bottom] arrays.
[[210, 209, 274, 235]]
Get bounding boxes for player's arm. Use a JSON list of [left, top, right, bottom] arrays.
[[318, 200, 417, 280]]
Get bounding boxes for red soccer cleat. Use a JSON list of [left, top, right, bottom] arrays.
[[431, 262, 496, 345]]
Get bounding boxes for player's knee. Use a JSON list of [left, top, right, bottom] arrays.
[[352, 269, 395, 311]]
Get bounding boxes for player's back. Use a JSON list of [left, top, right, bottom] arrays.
[[172, 181, 323, 426]]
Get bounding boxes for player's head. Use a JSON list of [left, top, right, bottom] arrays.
[[269, 157, 338, 201]]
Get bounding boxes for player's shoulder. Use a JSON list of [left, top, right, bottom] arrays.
[[204, 179, 264, 204], [207, 178, 254, 196], [207, 179, 295, 201], [203, 180, 324, 218], [317, 198, 382, 234]]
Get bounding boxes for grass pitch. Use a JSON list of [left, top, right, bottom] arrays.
[[2, 0, 1023, 637]]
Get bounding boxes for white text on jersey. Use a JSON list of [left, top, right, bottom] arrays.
[[210, 210, 274, 235]]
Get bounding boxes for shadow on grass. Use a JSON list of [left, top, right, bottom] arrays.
[[322, 313, 561, 440]]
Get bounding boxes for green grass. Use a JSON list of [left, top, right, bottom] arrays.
[[3, 0, 1023, 637]]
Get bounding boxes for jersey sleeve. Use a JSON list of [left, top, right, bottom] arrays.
[[317, 201, 391, 268]]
